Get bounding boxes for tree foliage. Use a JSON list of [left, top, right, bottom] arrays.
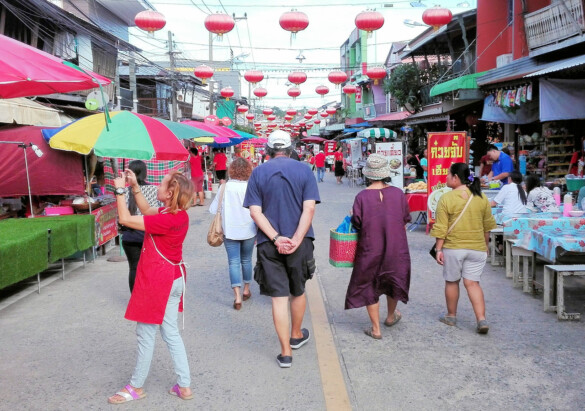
[[383, 63, 421, 114]]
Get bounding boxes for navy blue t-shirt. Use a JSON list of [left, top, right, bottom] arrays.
[[244, 157, 320, 245], [492, 151, 514, 185]]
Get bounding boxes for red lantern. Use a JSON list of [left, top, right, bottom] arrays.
[[320, 112, 329, 118], [253, 122, 262, 128], [307, 108, 318, 116], [328, 71, 348, 86], [288, 71, 307, 86], [343, 84, 357, 95], [314, 119, 321, 125], [246, 113, 255, 121], [204, 13, 235, 38], [299, 121, 306, 127], [237, 105, 249, 113], [355, 10, 384, 34], [326, 107, 337, 115], [267, 123, 277, 129], [262, 108, 273, 116], [221, 117, 232, 126], [279, 10, 309, 40], [267, 114, 276, 121], [220, 87, 234, 101], [365, 67, 387, 85], [422, 6, 452, 31], [286, 109, 297, 116], [244, 70, 264, 84], [304, 113, 312, 120], [288, 87, 301, 100], [253, 87, 267, 99], [194, 65, 214, 85], [135, 10, 166, 34], [315, 85, 330, 97], [284, 115, 293, 121]]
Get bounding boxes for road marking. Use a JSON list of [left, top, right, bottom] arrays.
[[306, 275, 352, 411]]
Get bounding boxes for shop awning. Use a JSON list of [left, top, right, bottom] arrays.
[[429, 72, 487, 97], [357, 128, 397, 139], [405, 103, 448, 125], [540, 78, 585, 121], [0, 98, 62, 126], [525, 54, 585, 78], [370, 111, 411, 122], [480, 94, 539, 124]]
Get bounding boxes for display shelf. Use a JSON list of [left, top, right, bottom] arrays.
[[548, 162, 571, 166], [546, 135, 574, 138], [548, 144, 574, 148], [548, 153, 573, 157], [548, 172, 568, 176]]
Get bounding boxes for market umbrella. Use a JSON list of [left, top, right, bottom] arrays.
[[0, 34, 111, 98], [247, 137, 268, 146], [357, 128, 397, 139], [181, 120, 240, 138], [301, 136, 328, 143], [193, 136, 230, 144], [42, 111, 214, 161]]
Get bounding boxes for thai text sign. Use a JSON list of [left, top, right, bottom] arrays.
[[376, 142, 404, 190], [91, 202, 118, 246], [427, 132, 467, 222], [355, 86, 362, 104], [324, 141, 336, 156]]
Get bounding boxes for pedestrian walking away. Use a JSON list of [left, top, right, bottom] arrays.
[[209, 158, 257, 310], [108, 170, 195, 404], [120, 160, 162, 293], [430, 163, 497, 334], [334, 146, 345, 184], [243, 129, 320, 368], [314, 150, 326, 182], [189, 147, 205, 206], [344, 153, 412, 339]]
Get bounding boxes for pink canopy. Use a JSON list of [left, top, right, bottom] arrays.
[[0, 126, 84, 196], [181, 120, 240, 138]]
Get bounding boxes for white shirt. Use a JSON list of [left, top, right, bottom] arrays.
[[493, 183, 528, 216], [209, 180, 257, 240]]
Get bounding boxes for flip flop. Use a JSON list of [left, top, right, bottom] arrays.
[[108, 385, 146, 404], [364, 328, 382, 340], [243, 292, 252, 301], [169, 384, 194, 400], [384, 311, 402, 327]]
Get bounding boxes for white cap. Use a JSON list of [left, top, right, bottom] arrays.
[[267, 130, 292, 148]]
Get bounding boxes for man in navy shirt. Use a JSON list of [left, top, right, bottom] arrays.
[[244, 130, 320, 368], [487, 144, 515, 185]]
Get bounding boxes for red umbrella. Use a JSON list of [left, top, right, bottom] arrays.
[[0, 34, 111, 99], [301, 136, 328, 143], [181, 120, 240, 138]]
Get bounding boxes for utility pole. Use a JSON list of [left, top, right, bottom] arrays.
[[129, 51, 137, 113], [168, 30, 179, 122], [208, 31, 215, 116]]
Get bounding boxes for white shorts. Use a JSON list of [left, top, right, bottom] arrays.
[[442, 249, 487, 282]]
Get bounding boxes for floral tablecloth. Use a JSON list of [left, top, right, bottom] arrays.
[[513, 226, 585, 262], [501, 213, 585, 237]]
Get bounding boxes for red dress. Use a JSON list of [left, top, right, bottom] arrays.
[[125, 208, 189, 324]]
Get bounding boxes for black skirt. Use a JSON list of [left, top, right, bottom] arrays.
[[334, 161, 345, 177]]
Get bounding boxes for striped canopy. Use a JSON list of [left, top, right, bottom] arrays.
[[357, 128, 397, 139]]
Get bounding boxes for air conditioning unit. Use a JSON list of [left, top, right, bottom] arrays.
[[496, 53, 513, 68]]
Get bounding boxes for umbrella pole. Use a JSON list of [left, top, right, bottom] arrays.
[[22, 145, 34, 219]]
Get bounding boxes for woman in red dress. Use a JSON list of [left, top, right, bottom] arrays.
[[334, 146, 345, 184], [108, 170, 195, 404]]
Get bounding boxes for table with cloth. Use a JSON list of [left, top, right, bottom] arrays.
[[405, 192, 428, 231], [0, 215, 95, 290]]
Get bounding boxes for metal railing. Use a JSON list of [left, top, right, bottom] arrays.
[[525, 0, 585, 50]]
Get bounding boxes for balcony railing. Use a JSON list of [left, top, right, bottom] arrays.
[[525, 0, 585, 51], [137, 97, 170, 119], [363, 102, 388, 119]]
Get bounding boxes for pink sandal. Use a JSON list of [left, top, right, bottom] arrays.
[[169, 384, 193, 400], [108, 385, 146, 404]]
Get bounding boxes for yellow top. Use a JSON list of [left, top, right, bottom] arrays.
[[430, 189, 497, 252]]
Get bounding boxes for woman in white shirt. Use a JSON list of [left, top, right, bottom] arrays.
[[210, 158, 257, 310], [490, 170, 528, 216]]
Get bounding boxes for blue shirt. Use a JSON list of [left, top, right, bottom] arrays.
[[492, 151, 514, 185], [243, 157, 321, 245]]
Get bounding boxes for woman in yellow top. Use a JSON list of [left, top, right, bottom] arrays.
[[430, 163, 497, 334]]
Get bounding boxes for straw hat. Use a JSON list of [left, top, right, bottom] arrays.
[[362, 153, 391, 180]]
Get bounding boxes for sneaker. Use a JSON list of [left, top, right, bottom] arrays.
[[276, 354, 292, 368], [290, 328, 310, 349], [477, 320, 489, 334]]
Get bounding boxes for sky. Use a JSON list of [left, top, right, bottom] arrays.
[[130, 0, 476, 110]]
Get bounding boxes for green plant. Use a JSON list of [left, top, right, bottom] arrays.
[[233, 124, 256, 136], [384, 64, 421, 114]]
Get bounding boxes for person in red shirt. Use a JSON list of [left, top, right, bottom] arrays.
[[334, 146, 345, 184], [212, 148, 228, 183], [189, 147, 205, 206], [314, 150, 326, 182], [109, 170, 195, 404]]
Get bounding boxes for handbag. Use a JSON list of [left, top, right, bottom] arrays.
[[430, 193, 474, 259], [207, 184, 226, 247]]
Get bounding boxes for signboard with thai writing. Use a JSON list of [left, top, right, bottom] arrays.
[[324, 141, 336, 156], [91, 202, 118, 246], [426, 132, 467, 223], [355, 86, 362, 104], [349, 139, 362, 168], [375, 142, 404, 190]]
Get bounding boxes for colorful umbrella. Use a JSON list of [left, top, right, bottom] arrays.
[[357, 128, 397, 139], [181, 120, 240, 138], [0, 34, 111, 99], [193, 136, 231, 144], [301, 136, 328, 143], [42, 111, 214, 161]]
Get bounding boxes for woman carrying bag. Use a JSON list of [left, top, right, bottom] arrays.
[[430, 163, 497, 334]]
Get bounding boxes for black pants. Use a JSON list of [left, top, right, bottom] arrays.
[[122, 241, 143, 292]]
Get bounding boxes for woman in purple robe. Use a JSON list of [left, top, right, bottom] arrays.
[[345, 154, 412, 340]]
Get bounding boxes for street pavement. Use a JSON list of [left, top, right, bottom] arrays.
[[1, 169, 585, 410]]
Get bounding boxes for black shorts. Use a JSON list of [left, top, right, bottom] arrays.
[[255, 238, 316, 297], [216, 170, 226, 180]]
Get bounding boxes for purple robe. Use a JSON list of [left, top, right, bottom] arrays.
[[345, 186, 412, 309]]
